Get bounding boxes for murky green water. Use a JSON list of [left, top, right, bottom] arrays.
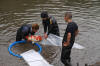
[[0, 0, 100, 66]]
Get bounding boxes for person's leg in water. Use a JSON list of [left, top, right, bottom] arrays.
[[16, 30, 22, 41], [61, 46, 72, 66]]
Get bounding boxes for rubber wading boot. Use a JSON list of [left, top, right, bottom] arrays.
[[65, 60, 72, 66]]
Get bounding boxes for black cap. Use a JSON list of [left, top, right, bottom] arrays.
[[41, 11, 48, 18]]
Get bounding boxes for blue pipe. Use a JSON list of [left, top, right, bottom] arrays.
[[8, 40, 42, 58]]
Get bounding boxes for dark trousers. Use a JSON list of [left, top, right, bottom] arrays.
[[16, 29, 22, 41], [61, 46, 72, 66]]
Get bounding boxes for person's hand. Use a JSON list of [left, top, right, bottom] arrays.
[[44, 33, 48, 39], [27, 39, 32, 43], [63, 42, 69, 46]]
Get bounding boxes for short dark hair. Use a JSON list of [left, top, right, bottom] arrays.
[[65, 12, 72, 19], [41, 11, 48, 18], [32, 24, 39, 30]]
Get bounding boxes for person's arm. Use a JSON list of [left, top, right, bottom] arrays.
[[75, 29, 79, 36], [42, 22, 47, 33], [42, 22, 48, 39], [63, 32, 71, 46], [47, 25, 53, 35], [63, 23, 72, 46]]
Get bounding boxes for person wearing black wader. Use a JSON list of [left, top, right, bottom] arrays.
[[40, 11, 60, 39], [16, 24, 39, 41], [61, 12, 79, 66]]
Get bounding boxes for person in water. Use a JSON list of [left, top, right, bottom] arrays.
[[41, 11, 60, 39], [16, 24, 39, 42], [61, 12, 79, 66]]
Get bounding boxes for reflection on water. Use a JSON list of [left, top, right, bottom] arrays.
[[0, 0, 100, 66]]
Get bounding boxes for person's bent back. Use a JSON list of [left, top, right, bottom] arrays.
[[16, 24, 39, 41]]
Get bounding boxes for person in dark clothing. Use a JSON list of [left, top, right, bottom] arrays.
[[61, 12, 79, 66], [16, 24, 39, 41], [41, 11, 60, 39]]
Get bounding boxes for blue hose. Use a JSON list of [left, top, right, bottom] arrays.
[[8, 40, 42, 58], [34, 43, 42, 53]]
